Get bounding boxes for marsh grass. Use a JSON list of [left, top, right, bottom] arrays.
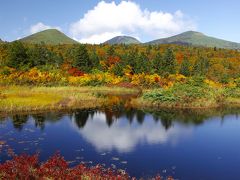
[[0, 86, 137, 113]]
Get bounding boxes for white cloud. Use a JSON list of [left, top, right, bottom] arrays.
[[30, 22, 61, 34], [79, 32, 123, 44], [71, 112, 192, 153], [69, 1, 197, 44]]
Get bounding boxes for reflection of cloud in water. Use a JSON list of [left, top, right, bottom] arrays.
[[73, 112, 192, 153]]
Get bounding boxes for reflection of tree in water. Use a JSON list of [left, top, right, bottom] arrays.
[[105, 110, 115, 127], [136, 110, 145, 124], [125, 109, 135, 124], [32, 115, 45, 130], [2, 106, 240, 131], [11, 115, 28, 130], [151, 110, 175, 130], [74, 110, 94, 128]]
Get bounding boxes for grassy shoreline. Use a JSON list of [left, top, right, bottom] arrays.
[[0, 86, 138, 114], [1, 85, 240, 114]]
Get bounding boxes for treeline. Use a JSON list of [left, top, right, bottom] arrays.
[[0, 41, 240, 82]]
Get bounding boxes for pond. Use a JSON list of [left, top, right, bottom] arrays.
[[0, 106, 240, 180]]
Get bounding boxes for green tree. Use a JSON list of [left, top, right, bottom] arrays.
[[179, 55, 191, 76], [126, 48, 138, 70], [72, 44, 92, 72], [27, 43, 50, 67], [7, 41, 28, 69], [153, 52, 164, 75], [135, 52, 151, 73], [89, 49, 100, 69], [193, 56, 210, 76], [163, 48, 177, 74]]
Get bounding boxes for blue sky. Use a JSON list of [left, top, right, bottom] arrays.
[[1, 0, 240, 43]]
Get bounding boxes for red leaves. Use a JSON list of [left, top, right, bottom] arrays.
[[0, 153, 130, 179], [68, 67, 85, 77], [38, 152, 69, 179], [0, 153, 168, 179], [154, 76, 160, 83], [0, 153, 39, 180], [107, 56, 120, 66]]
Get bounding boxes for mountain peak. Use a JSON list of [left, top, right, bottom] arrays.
[[147, 31, 240, 49], [183, 31, 204, 35], [19, 29, 79, 45], [104, 35, 141, 45]]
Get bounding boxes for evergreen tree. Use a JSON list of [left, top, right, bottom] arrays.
[[153, 52, 164, 75], [180, 55, 191, 76], [163, 48, 177, 74], [126, 48, 138, 70], [27, 43, 52, 67], [135, 52, 151, 73], [193, 56, 210, 76], [7, 41, 28, 69], [72, 44, 91, 72], [89, 49, 100, 68]]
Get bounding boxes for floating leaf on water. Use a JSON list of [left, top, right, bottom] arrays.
[[18, 141, 25, 144], [112, 157, 119, 161], [76, 156, 84, 160], [121, 161, 127, 164]]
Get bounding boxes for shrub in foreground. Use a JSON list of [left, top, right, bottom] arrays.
[[0, 153, 173, 180]]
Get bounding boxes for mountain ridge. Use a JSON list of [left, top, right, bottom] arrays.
[[146, 31, 240, 49], [19, 29, 79, 45]]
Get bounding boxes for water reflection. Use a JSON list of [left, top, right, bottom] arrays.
[[1, 108, 240, 154], [76, 112, 192, 152], [1, 108, 239, 131]]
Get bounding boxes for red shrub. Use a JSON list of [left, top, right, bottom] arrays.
[[0, 153, 171, 180], [68, 67, 84, 77]]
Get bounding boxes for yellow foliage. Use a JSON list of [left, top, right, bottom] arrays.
[[204, 79, 222, 88]]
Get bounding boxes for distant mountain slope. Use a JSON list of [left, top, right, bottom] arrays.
[[147, 31, 240, 49], [104, 36, 141, 45], [19, 29, 79, 45]]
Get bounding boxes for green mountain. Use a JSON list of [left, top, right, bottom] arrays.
[[104, 36, 141, 45], [19, 29, 79, 45], [147, 31, 240, 49]]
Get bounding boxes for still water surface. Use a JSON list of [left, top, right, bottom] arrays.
[[0, 107, 240, 180]]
